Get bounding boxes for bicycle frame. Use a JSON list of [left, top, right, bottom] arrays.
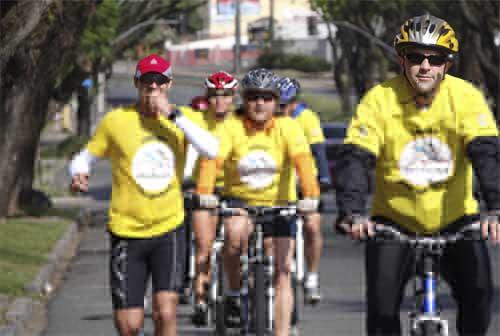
[[220, 204, 297, 335], [373, 223, 481, 336]]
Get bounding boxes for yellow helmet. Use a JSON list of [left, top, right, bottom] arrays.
[[394, 14, 458, 55]]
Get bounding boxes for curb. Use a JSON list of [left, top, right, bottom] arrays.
[[1, 221, 81, 336]]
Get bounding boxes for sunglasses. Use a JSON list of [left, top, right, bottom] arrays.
[[207, 88, 234, 97], [139, 73, 170, 85], [405, 53, 447, 66], [245, 93, 276, 102]]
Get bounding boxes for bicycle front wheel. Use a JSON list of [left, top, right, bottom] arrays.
[[254, 263, 267, 336]]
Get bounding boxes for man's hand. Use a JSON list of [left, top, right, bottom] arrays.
[[336, 214, 375, 240], [297, 198, 319, 213], [481, 210, 500, 244], [70, 173, 89, 193]]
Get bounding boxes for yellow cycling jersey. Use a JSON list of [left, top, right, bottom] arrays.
[[192, 109, 229, 188], [86, 105, 204, 238], [345, 74, 499, 234], [285, 104, 325, 199], [292, 104, 325, 145], [202, 116, 313, 205]]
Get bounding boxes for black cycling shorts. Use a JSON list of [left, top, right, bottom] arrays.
[[365, 216, 492, 335], [109, 224, 186, 309], [223, 197, 297, 238]]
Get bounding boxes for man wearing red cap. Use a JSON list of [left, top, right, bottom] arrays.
[[68, 54, 220, 336]]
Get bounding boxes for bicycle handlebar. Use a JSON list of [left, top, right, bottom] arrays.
[[373, 222, 482, 247]]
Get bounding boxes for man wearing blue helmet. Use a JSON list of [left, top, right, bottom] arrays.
[[277, 77, 331, 304]]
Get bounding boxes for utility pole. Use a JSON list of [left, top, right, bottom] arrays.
[[234, 0, 241, 74]]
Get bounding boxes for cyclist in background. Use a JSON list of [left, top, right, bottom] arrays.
[[196, 68, 320, 336], [277, 77, 331, 304], [190, 71, 239, 326], [335, 15, 500, 335], [190, 95, 209, 112], [69, 54, 219, 336]]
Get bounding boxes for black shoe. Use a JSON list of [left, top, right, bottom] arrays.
[[224, 296, 242, 328], [191, 302, 208, 327]]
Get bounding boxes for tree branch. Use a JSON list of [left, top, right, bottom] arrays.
[[0, 0, 55, 73]]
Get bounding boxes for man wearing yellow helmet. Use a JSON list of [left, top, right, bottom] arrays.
[[336, 15, 499, 335]]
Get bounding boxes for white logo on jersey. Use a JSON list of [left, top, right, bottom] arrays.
[[238, 150, 277, 189], [399, 137, 453, 187], [132, 142, 175, 193]]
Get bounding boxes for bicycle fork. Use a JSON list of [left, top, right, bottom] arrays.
[[410, 253, 449, 336]]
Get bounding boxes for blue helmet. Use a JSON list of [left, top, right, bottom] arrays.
[[278, 77, 301, 104]]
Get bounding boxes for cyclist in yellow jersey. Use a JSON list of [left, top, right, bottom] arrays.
[[190, 71, 239, 326], [277, 77, 332, 305], [196, 69, 320, 336], [69, 54, 219, 336], [335, 15, 500, 335]]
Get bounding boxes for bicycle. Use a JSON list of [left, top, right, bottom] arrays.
[[372, 222, 482, 336], [220, 203, 298, 336]]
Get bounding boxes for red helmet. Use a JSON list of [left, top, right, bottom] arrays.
[[204, 71, 238, 90], [190, 96, 209, 111]]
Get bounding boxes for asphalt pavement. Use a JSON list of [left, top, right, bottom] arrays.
[[41, 72, 500, 336]]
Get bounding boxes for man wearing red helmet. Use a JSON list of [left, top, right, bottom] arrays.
[[69, 54, 220, 336], [189, 71, 239, 326]]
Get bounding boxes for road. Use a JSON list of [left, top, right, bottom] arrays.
[[42, 74, 500, 335]]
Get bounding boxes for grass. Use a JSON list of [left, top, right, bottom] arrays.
[[0, 218, 71, 297], [300, 92, 349, 122]]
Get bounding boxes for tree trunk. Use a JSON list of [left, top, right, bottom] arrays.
[[0, 0, 95, 218]]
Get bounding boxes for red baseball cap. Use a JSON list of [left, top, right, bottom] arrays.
[[135, 54, 172, 79]]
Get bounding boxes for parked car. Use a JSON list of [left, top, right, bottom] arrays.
[[321, 122, 348, 186]]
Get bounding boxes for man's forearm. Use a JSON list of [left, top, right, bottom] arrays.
[[467, 136, 500, 210], [68, 149, 97, 177], [335, 144, 376, 217]]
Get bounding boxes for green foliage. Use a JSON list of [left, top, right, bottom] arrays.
[[39, 135, 88, 159], [301, 92, 346, 122], [257, 52, 331, 73], [0, 218, 70, 297], [80, 0, 120, 64]]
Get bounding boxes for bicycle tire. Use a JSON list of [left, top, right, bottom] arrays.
[[291, 276, 300, 326], [254, 263, 267, 336], [214, 253, 226, 335], [411, 320, 441, 336]]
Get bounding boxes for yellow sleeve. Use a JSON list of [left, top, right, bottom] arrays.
[[344, 89, 384, 156], [293, 153, 320, 198], [195, 125, 232, 194], [283, 118, 310, 158], [179, 105, 207, 129], [86, 114, 112, 158], [300, 109, 325, 145], [460, 89, 499, 145]]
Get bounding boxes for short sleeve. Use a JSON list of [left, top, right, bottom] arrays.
[[460, 89, 499, 145], [283, 118, 310, 158], [86, 115, 111, 158], [302, 110, 325, 144], [344, 89, 384, 156]]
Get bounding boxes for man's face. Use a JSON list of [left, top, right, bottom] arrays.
[[401, 47, 449, 95], [135, 73, 171, 102], [207, 88, 234, 119], [244, 91, 277, 125]]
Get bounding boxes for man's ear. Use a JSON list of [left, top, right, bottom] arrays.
[[445, 61, 453, 72], [398, 56, 405, 73], [166, 80, 173, 89]]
